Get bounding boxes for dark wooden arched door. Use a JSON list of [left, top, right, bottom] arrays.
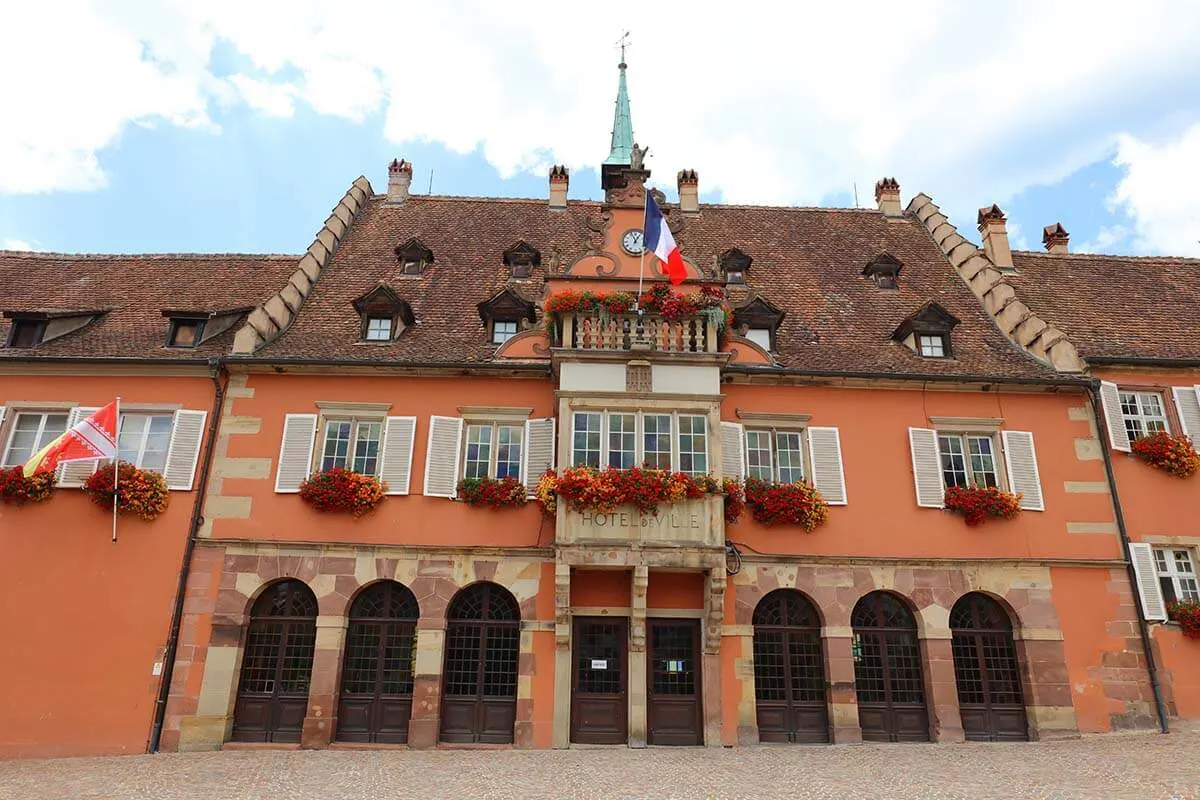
[[336, 581, 419, 743], [951, 593, 1028, 741], [232, 580, 318, 742], [440, 582, 520, 744], [753, 589, 830, 743], [851, 592, 929, 742]]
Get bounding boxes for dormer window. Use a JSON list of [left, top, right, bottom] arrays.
[[8, 319, 44, 348], [746, 328, 771, 351], [503, 240, 541, 280], [732, 296, 785, 353], [863, 251, 903, 290], [365, 317, 393, 341], [167, 319, 203, 348], [719, 248, 753, 284], [394, 238, 434, 277], [919, 334, 946, 358], [892, 301, 960, 360], [492, 320, 519, 344], [4, 310, 104, 349]]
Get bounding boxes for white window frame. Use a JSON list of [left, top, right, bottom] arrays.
[[1119, 391, 1169, 442], [117, 413, 175, 473], [319, 418, 384, 475], [1, 410, 71, 468], [569, 410, 710, 475], [919, 334, 946, 358], [1154, 547, 1200, 604], [746, 327, 772, 351], [937, 432, 1001, 490], [744, 427, 807, 483], [462, 422, 523, 480], [492, 320, 519, 345], [364, 316, 393, 341]]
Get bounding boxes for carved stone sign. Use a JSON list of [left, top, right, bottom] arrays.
[[559, 499, 722, 548]]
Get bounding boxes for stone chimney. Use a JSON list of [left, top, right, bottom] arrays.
[[1043, 222, 1069, 254], [549, 165, 569, 209], [977, 204, 1014, 270], [875, 177, 902, 217], [677, 170, 699, 215], [387, 159, 413, 204]]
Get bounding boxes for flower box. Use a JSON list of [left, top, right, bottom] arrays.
[[457, 476, 527, 509], [943, 485, 1021, 527], [1167, 599, 1200, 639], [742, 478, 828, 531], [0, 466, 54, 507], [299, 467, 386, 517], [83, 462, 170, 521], [1131, 432, 1200, 478]]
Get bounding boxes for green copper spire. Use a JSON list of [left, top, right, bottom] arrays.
[[603, 60, 634, 166]]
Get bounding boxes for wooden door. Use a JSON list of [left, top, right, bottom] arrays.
[[851, 592, 930, 742], [336, 581, 419, 744], [570, 617, 629, 744], [752, 590, 830, 743], [439, 583, 521, 744], [231, 580, 318, 743], [951, 593, 1029, 741], [647, 619, 702, 746]]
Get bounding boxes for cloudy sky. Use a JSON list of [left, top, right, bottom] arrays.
[[2, 1, 1199, 257]]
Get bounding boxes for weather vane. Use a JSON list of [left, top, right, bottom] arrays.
[[617, 31, 630, 63]]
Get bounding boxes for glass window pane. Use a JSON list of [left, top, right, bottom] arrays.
[[495, 425, 523, 479], [677, 415, 708, 476], [118, 414, 148, 464], [3, 413, 43, 466], [365, 317, 392, 341], [1154, 549, 1169, 573], [464, 424, 493, 479], [938, 435, 968, 488], [607, 413, 636, 469], [775, 431, 804, 483], [1175, 550, 1195, 574], [352, 422, 382, 475], [745, 430, 773, 481], [140, 416, 173, 473], [967, 436, 998, 488], [919, 335, 945, 357], [572, 413, 602, 468], [492, 320, 518, 344], [321, 420, 352, 470], [746, 328, 771, 350], [642, 414, 672, 470]]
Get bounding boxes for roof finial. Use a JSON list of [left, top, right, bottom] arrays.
[[617, 31, 630, 67]]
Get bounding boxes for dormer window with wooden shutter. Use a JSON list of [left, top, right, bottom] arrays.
[[502, 240, 541, 280], [7, 318, 44, 348], [352, 284, 415, 343], [719, 248, 752, 284], [161, 307, 253, 349], [395, 238, 433, 276], [892, 301, 960, 359], [732, 296, 785, 352], [477, 288, 536, 347], [863, 251, 903, 290], [3, 309, 106, 349]]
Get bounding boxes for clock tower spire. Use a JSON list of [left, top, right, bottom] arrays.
[[601, 39, 636, 191]]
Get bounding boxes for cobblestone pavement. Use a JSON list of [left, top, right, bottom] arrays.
[[1, 732, 1199, 800]]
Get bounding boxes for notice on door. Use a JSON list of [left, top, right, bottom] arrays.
[[591, 659, 608, 670]]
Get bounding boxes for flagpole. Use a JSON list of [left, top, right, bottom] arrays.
[[112, 396, 120, 544], [636, 189, 648, 309]]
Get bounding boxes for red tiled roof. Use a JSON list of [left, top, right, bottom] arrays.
[[0, 251, 300, 359], [255, 195, 1060, 380], [1009, 251, 1200, 361]]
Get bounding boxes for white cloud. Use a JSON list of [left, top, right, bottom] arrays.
[[3, 0, 1200, 251], [3, 239, 36, 251]]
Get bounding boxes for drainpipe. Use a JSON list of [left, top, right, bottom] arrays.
[[1088, 381, 1169, 734], [147, 359, 229, 753]]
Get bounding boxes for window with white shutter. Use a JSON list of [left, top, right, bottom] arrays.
[[1098, 380, 1131, 452], [274, 413, 318, 493], [807, 426, 847, 505], [378, 416, 417, 495], [1172, 387, 1200, 441], [2, 409, 69, 467], [521, 418, 555, 496], [163, 410, 208, 490], [1001, 430, 1044, 511], [57, 406, 101, 488], [1129, 542, 1167, 621], [423, 415, 464, 498], [720, 421, 745, 482], [908, 427, 945, 508]]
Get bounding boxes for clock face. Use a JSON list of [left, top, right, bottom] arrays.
[[621, 229, 645, 255]]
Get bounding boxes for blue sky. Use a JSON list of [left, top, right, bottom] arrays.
[[2, 2, 1198, 258]]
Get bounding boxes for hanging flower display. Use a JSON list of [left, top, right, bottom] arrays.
[[721, 478, 745, 525], [943, 485, 1022, 527], [742, 478, 829, 530], [1130, 432, 1200, 478], [83, 462, 170, 521], [0, 466, 55, 507], [457, 476, 528, 509], [1167, 599, 1200, 639], [298, 467, 387, 516], [543, 286, 732, 338], [534, 466, 723, 518]]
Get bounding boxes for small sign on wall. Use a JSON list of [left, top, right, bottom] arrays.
[[591, 659, 608, 670]]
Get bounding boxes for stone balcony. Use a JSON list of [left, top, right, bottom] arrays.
[[557, 311, 720, 355], [556, 496, 725, 550]]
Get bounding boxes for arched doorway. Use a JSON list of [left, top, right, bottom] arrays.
[[439, 582, 521, 743], [851, 591, 929, 742], [231, 579, 318, 742], [336, 581, 420, 743], [950, 593, 1029, 741], [752, 589, 830, 743]]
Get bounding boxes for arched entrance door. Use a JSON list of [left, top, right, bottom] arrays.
[[336, 581, 420, 743], [753, 589, 830, 743], [951, 593, 1029, 741], [439, 582, 520, 744], [232, 579, 318, 742], [851, 592, 929, 742]]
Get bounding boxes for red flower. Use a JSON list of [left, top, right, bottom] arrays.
[[83, 462, 170, 521], [0, 466, 54, 506], [457, 476, 528, 509], [743, 477, 829, 530], [1167, 600, 1200, 639], [299, 468, 387, 517], [943, 485, 1021, 527], [1131, 432, 1200, 478]]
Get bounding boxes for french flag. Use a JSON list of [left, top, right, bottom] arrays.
[[644, 190, 687, 285]]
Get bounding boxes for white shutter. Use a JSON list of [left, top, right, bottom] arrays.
[[0, 406, 6, 431], [379, 416, 417, 495], [57, 406, 101, 488], [522, 418, 556, 497], [908, 427, 945, 508], [1001, 430, 1045, 511], [423, 416, 464, 498], [1129, 542, 1167, 621], [807, 426, 847, 505], [162, 409, 207, 490], [274, 413, 317, 493], [1172, 387, 1200, 441], [720, 422, 745, 482], [1099, 380, 1131, 452]]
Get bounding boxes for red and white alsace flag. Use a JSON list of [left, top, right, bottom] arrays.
[[22, 401, 118, 477], [644, 190, 687, 285]]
